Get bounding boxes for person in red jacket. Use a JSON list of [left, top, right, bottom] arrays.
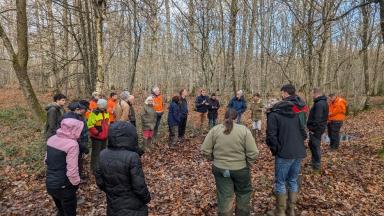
[[328, 93, 347, 150], [87, 99, 110, 173]]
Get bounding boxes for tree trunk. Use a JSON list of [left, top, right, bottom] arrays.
[[360, 0, 370, 108], [0, 0, 45, 123], [242, 0, 257, 92], [47, 0, 60, 92], [165, 0, 171, 83], [227, 0, 239, 94], [239, 0, 249, 91], [62, 0, 69, 95], [129, 0, 141, 93], [94, 0, 106, 93]]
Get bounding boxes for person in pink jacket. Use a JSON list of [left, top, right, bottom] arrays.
[[45, 118, 84, 216]]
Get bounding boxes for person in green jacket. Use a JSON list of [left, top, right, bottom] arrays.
[[250, 93, 264, 138], [201, 109, 259, 216], [141, 96, 157, 151]]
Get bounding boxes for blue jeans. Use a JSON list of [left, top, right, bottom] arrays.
[[275, 157, 302, 194]]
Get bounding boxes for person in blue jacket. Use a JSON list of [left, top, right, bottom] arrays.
[[168, 95, 181, 148], [195, 89, 210, 129], [228, 90, 247, 124]]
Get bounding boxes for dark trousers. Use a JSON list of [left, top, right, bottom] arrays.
[[236, 113, 242, 124], [308, 131, 323, 169], [47, 186, 77, 216], [208, 117, 217, 129], [130, 120, 136, 127], [213, 166, 252, 216], [91, 138, 106, 173], [169, 126, 178, 146], [328, 121, 343, 149], [154, 113, 163, 137], [78, 153, 84, 178], [178, 117, 187, 138]]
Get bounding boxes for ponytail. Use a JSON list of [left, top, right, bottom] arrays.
[[223, 109, 238, 135]]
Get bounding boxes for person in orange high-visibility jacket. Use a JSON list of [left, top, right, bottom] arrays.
[[152, 86, 164, 138], [107, 92, 118, 123], [327, 94, 347, 150], [85, 92, 100, 119]]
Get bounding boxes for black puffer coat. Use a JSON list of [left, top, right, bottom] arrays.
[[266, 101, 307, 159], [307, 95, 329, 133], [95, 121, 150, 216]]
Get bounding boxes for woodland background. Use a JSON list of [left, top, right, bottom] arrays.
[[1, 0, 384, 215], [1, 0, 384, 122]]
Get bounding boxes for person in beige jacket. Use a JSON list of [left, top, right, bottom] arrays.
[[201, 108, 259, 216], [115, 91, 130, 122]]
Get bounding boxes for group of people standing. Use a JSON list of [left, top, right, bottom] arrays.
[[201, 84, 347, 216], [43, 83, 347, 216], [43, 88, 163, 215]]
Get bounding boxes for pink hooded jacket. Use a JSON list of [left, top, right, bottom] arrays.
[[46, 118, 84, 187]]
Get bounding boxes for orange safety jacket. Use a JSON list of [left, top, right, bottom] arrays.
[[107, 97, 117, 123], [85, 99, 98, 119], [153, 95, 164, 113], [328, 97, 347, 121]]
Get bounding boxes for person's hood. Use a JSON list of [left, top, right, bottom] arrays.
[[107, 121, 139, 153], [45, 103, 61, 111], [284, 95, 306, 108], [62, 111, 82, 121], [68, 101, 87, 111], [314, 95, 327, 103], [56, 118, 84, 140], [270, 101, 296, 118], [333, 96, 347, 105]]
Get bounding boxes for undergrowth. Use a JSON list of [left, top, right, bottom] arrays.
[[0, 107, 45, 174]]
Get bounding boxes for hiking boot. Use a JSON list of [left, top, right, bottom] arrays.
[[77, 196, 85, 205], [286, 192, 298, 216], [267, 194, 287, 216], [218, 210, 233, 216], [235, 208, 250, 216]]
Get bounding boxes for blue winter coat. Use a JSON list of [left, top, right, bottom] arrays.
[[168, 101, 181, 127], [228, 96, 247, 114], [195, 95, 209, 113]]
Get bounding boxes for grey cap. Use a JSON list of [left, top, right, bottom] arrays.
[[97, 99, 107, 109], [120, 91, 130, 101]]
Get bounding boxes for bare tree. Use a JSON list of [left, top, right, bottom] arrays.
[[0, 0, 45, 122]]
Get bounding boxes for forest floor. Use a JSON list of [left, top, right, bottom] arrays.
[[0, 87, 384, 216]]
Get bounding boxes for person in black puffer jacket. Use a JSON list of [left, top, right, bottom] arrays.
[[95, 121, 149, 216], [307, 88, 329, 171]]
